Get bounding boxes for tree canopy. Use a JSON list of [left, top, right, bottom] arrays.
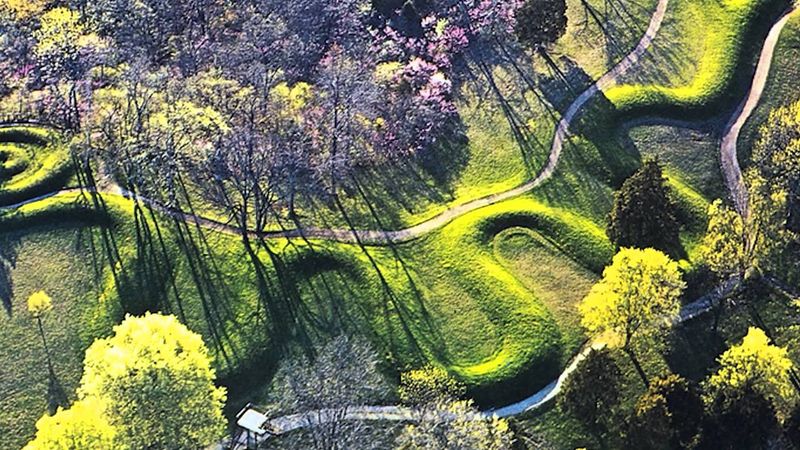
[[707, 327, 795, 411], [23, 398, 116, 450], [26, 290, 52, 318], [558, 347, 622, 442], [698, 385, 779, 450], [607, 159, 681, 256], [515, 0, 568, 51], [698, 199, 754, 280], [269, 335, 390, 450], [395, 365, 514, 450], [24, 313, 227, 450], [579, 248, 684, 345], [626, 374, 704, 449], [579, 247, 685, 384]]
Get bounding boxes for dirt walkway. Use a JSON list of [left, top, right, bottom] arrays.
[[1, 0, 669, 246], [720, 8, 798, 217], [220, 279, 735, 450]]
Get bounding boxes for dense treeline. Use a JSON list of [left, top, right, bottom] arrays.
[[0, 0, 566, 229]]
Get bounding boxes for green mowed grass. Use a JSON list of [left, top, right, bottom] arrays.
[[492, 227, 598, 355], [0, 190, 616, 446], [0, 126, 72, 206], [627, 123, 725, 201], [607, 0, 789, 115], [0, 224, 116, 449], [740, 9, 800, 162]]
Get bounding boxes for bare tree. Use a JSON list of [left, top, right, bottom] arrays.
[[267, 335, 392, 450]]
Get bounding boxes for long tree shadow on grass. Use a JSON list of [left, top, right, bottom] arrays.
[[574, 0, 651, 65], [168, 216, 244, 372], [539, 57, 595, 114], [0, 237, 18, 316], [332, 192, 432, 359], [472, 58, 549, 176], [46, 366, 69, 415], [350, 175, 445, 334]]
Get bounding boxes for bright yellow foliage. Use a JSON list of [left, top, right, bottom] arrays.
[[23, 313, 226, 450], [375, 61, 403, 82], [708, 327, 795, 408], [1, 0, 47, 21], [78, 313, 227, 449], [270, 81, 313, 114], [26, 290, 52, 318], [23, 399, 116, 450], [579, 248, 685, 346], [399, 365, 466, 406], [149, 100, 229, 137], [34, 8, 85, 55], [699, 199, 750, 278]]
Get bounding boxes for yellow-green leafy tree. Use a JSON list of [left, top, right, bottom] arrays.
[[23, 312, 226, 450], [23, 398, 116, 450], [27, 291, 54, 366], [699, 200, 755, 280], [708, 327, 796, 412], [399, 364, 466, 416], [1, 0, 47, 21], [33, 7, 106, 128], [579, 248, 685, 386], [78, 313, 227, 449]]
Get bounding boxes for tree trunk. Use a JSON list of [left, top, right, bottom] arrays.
[[624, 346, 649, 387], [37, 317, 54, 373]]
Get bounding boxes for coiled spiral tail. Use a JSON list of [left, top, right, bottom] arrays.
[[0, 125, 72, 206]]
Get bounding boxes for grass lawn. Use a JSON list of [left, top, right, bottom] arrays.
[[0, 0, 791, 447], [739, 9, 800, 162], [0, 126, 72, 206], [0, 188, 613, 446], [606, 0, 789, 115], [0, 224, 114, 449]]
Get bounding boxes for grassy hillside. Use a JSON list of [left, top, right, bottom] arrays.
[[0, 0, 791, 447], [740, 10, 800, 161], [606, 0, 789, 115]]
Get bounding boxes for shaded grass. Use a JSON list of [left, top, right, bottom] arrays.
[[0, 191, 614, 446]]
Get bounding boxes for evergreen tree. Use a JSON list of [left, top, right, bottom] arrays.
[[607, 159, 681, 256], [515, 0, 568, 52]]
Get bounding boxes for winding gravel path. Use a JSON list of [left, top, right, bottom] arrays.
[[720, 7, 798, 217], [221, 279, 735, 450], [1, 0, 669, 246], [222, 5, 800, 445], [15, 0, 780, 447]]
